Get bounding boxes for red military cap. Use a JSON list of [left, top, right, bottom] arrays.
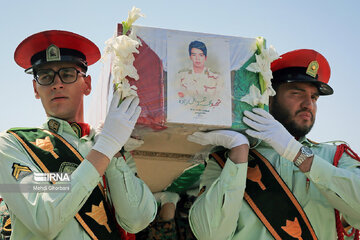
[[271, 49, 333, 95], [14, 30, 100, 74]]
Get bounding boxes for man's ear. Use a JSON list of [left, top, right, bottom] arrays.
[[84, 75, 92, 96], [32, 80, 40, 99]]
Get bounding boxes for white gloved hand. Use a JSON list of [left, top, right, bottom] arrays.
[[94, 121, 143, 152], [153, 191, 180, 206], [92, 92, 141, 160], [243, 108, 302, 162], [187, 130, 249, 149], [94, 121, 104, 143]]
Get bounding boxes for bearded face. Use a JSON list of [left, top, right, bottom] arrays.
[[269, 82, 319, 139]]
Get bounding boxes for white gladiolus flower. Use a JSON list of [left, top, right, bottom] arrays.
[[246, 43, 279, 106], [128, 26, 142, 46], [241, 84, 274, 106], [102, 6, 144, 101], [126, 6, 145, 27], [241, 85, 263, 106], [121, 80, 138, 99]]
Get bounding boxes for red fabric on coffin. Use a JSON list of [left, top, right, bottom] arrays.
[[117, 24, 166, 130]]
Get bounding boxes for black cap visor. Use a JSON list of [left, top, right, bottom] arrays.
[[272, 67, 333, 95]]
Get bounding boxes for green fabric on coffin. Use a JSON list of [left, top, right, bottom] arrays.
[[231, 53, 269, 147], [165, 164, 205, 193]]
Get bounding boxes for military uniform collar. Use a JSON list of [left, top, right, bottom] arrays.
[[191, 67, 207, 75], [42, 117, 95, 140]]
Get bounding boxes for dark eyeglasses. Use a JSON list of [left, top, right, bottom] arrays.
[[34, 67, 86, 86]]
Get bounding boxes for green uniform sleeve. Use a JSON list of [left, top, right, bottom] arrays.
[[306, 149, 360, 228], [189, 157, 248, 240], [105, 152, 157, 233]]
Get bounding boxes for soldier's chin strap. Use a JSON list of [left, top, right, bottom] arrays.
[[333, 144, 360, 240]]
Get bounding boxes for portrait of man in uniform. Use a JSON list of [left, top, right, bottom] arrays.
[[167, 35, 232, 126], [177, 40, 221, 99]]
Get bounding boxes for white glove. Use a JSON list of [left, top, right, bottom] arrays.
[[153, 191, 180, 206], [94, 121, 104, 143], [243, 108, 302, 162], [94, 122, 144, 152], [187, 130, 249, 149], [92, 92, 141, 160]]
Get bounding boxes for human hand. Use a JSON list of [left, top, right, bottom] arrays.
[[154, 191, 180, 206], [187, 130, 249, 149], [92, 92, 141, 160], [243, 108, 302, 162], [94, 122, 143, 152]]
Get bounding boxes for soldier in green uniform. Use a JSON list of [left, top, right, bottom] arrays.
[[188, 49, 360, 240], [0, 30, 157, 240]]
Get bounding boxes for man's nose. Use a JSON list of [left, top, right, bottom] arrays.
[[51, 73, 64, 89], [301, 95, 314, 110]]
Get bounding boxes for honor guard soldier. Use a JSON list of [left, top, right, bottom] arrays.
[[187, 49, 360, 240], [0, 30, 157, 240]]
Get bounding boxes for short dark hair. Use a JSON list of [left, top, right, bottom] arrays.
[[188, 41, 207, 57]]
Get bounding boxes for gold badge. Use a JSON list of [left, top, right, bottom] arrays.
[[306, 61, 319, 78], [48, 119, 60, 133], [247, 164, 266, 190], [46, 44, 61, 62], [31, 136, 59, 159], [281, 217, 302, 239], [85, 201, 111, 233], [12, 163, 32, 181]]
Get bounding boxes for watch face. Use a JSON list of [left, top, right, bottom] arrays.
[[302, 146, 313, 157]]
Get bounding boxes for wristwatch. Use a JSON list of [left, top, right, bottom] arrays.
[[294, 146, 313, 167]]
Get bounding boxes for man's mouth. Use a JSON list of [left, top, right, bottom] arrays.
[[51, 96, 68, 102], [297, 111, 313, 121]]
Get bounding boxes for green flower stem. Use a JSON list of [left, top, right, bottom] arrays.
[[122, 21, 130, 35], [114, 83, 123, 107], [256, 37, 266, 109]]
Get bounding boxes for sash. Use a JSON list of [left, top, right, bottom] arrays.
[[8, 128, 122, 240], [211, 149, 318, 240]]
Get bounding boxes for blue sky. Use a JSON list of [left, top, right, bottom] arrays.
[[1, 0, 359, 153]]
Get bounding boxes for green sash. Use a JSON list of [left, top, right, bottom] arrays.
[[211, 149, 318, 240], [8, 128, 122, 240]]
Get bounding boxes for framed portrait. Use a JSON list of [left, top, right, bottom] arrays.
[[167, 34, 232, 127]]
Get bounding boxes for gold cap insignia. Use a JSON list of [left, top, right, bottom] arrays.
[[306, 61, 319, 78], [46, 44, 61, 62], [48, 119, 60, 133], [12, 163, 32, 181]]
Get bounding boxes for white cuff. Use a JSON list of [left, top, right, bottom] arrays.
[[282, 138, 302, 162]]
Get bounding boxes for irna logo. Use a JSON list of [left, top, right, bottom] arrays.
[[33, 172, 71, 182]]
